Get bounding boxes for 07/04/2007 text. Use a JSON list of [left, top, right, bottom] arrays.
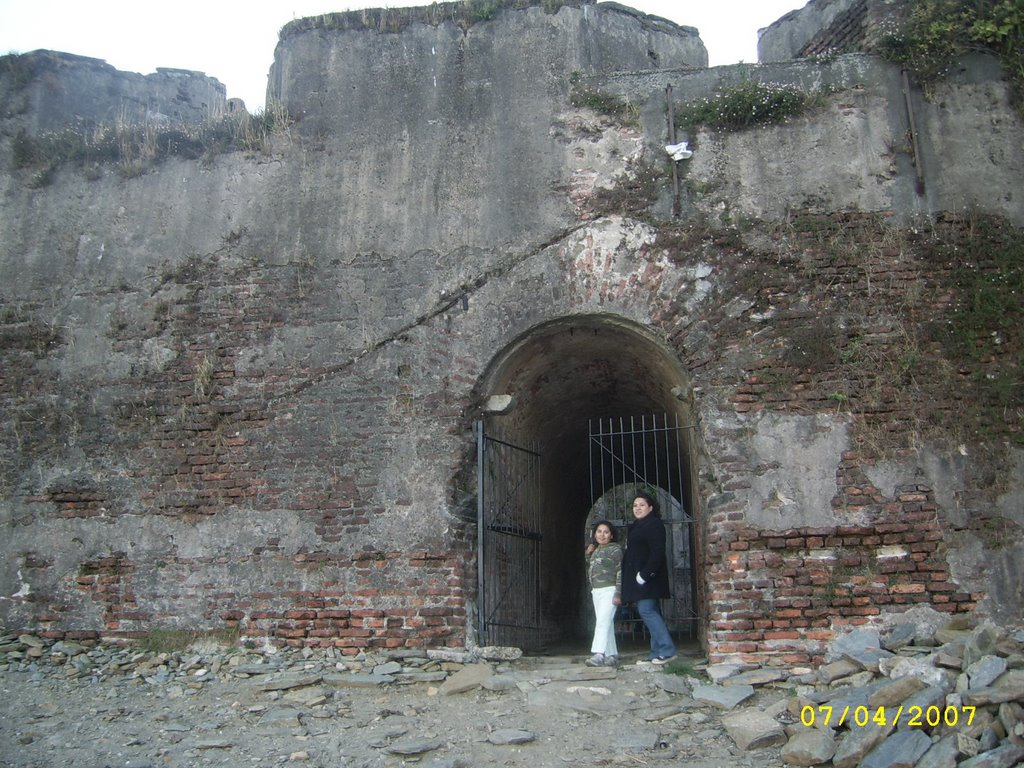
[[800, 704, 976, 729]]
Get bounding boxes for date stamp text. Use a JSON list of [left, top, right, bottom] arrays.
[[800, 705, 976, 729]]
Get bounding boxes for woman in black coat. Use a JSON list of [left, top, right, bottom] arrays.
[[620, 491, 677, 664]]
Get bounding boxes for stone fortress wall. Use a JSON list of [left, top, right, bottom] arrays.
[[0, 0, 1021, 664]]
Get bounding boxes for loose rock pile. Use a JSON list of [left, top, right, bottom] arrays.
[[0, 631, 520, 691], [2, 617, 1023, 768], [706, 616, 1024, 767], [0, 632, 768, 768]]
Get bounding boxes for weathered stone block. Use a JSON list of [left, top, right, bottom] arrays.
[[781, 729, 837, 766]]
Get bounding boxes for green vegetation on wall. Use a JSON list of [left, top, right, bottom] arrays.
[[664, 211, 1024, 455], [0, 52, 35, 89], [879, 0, 1024, 101], [280, 0, 584, 36], [674, 80, 828, 133], [10, 103, 291, 187], [936, 214, 1024, 422], [568, 71, 641, 125], [839, 214, 1023, 450]]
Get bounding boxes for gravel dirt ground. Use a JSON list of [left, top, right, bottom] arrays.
[[0, 638, 788, 768]]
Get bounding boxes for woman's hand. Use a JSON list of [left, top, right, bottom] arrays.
[[585, 544, 596, 556]]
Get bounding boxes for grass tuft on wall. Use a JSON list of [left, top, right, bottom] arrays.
[[11, 102, 292, 186]]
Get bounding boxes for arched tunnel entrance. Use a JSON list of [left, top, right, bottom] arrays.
[[474, 314, 704, 654]]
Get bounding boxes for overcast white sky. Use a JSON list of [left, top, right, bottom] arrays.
[[0, 0, 804, 110]]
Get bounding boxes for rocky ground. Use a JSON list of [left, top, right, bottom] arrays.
[[1, 612, 1023, 768], [0, 636, 778, 768]]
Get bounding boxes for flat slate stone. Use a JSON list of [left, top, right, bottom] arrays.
[[230, 663, 281, 675], [881, 624, 917, 652], [395, 670, 448, 683], [692, 683, 755, 710], [655, 675, 692, 695], [642, 703, 694, 721], [481, 673, 520, 691], [934, 629, 971, 646], [830, 628, 881, 659], [781, 729, 836, 766], [896, 685, 947, 730], [487, 729, 536, 745], [426, 648, 475, 664], [833, 721, 895, 768], [438, 663, 492, 695], [962, 623, 1001, 669], [818, 660, 860, 684], [867, 676, 926, 708], [322, 672, 391, 688], [967, 656, 1008, 690], [722, 708, 786, 750], [257, 707, 303, 729], [257, 673, 323, 691], [193, 739, 234, 750], [611, 731, 663, 753], [843, 648, 895, 673], [50, 641, 87, 656], [860, 729, 932, 768], [706, 664, 741, 683], [830, 671, 876, 689], [475, 646, 523, 661], [548, 666, 617, 682], [884, 656, 951, 689], [806, 678, 889, 706], [916, 734, 959, 768], [282, 687, 328, 707], [385, 737, 444, 755], [956, 743, 1024, 768], [962, 683, 1024, 707], [727, 668, 787, 686], [934, 652, 964, 670]]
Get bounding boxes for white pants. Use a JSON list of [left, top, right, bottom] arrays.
[[590, 586, 618, 656]]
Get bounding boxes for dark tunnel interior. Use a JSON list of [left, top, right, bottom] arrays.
[[476, 314, 701, 651]]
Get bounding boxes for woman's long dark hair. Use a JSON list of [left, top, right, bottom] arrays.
[[591, 519, 619, 543]]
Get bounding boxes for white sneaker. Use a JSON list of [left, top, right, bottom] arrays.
[[585, 653, 606, 667]]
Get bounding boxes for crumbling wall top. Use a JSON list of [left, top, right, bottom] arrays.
[[277, 0, 694, 38], [0, 49, 228, 136]]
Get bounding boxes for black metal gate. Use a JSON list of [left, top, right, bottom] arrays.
[[476, 420, 543, 648], [588, 413, 699, 640]]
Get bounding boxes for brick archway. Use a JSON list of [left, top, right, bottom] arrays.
[[473, 313, 705, 651]]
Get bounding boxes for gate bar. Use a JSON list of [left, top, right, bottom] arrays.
[[476, 420, 486, 644]]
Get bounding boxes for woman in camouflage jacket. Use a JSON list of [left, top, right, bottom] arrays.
[[585, 520, 622, 666]]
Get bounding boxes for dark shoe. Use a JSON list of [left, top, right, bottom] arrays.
[[585, 653, 606, 667]]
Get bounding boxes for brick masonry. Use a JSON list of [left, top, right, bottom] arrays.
[[706, 490, 977, 665], [3, 209, 1020, 661], [3, 250, 475, 654], [1, 3, 1022, 662]]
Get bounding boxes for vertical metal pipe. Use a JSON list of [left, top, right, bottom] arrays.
[[901, 69, 925, 196], [475, 420, 487, 645], [673, 413, 680, 501], [589, 418, 596, 521], [532, 437, 541, 628], [622, 417, 630, 489], [641, 414, 652, 490], [667, 85, 681, 218]]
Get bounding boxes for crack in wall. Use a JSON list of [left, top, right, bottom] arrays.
[[274, 221, 593, 405]]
